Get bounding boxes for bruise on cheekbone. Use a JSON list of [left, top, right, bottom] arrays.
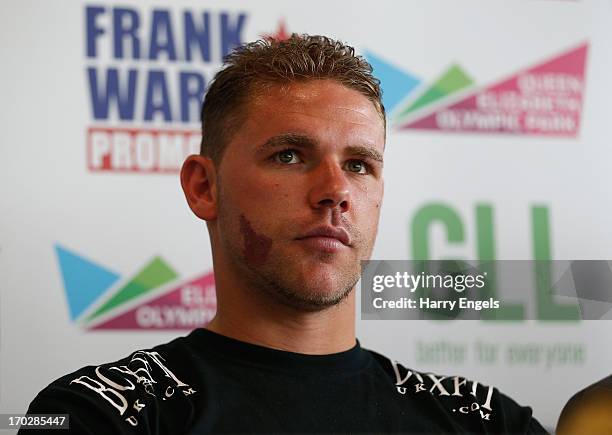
[[239, 214, 272, 267]]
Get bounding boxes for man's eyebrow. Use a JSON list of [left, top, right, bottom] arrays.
[[257, 133, 384, 163], [346, 146, 384, 163], [258, 133, 317, 150]]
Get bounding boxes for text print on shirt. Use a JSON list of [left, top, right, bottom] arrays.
[[392, 361, 495, 421], [70, 351, 196, 427]]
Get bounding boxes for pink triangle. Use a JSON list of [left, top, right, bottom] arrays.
[[399, 43, 588, 136], [89, 271, 216, 330]]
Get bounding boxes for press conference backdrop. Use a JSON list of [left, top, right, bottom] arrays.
[[1, 0, 612, 430]]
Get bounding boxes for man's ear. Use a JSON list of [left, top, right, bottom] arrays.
[[180, 155, 218, 221]]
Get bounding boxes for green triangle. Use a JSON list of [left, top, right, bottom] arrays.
[[395, 64, 473, 120], [86, 256, 178, 321]]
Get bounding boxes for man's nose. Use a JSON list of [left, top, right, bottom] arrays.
[[307, 160, 351, 213]]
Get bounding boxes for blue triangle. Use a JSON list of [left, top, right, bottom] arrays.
[[364, 51, 421, 114], [55, 244, 121, 320]]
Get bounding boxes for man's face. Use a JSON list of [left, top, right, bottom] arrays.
[[214, 79, 385, 311]]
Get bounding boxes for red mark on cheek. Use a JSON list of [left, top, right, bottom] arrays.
[[239, 215, 272, 267]]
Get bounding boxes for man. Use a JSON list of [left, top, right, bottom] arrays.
[[23, 35, 548, 434], [556, 375, 612, 434]]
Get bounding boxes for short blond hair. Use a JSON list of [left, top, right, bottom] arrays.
[[200, 34, 385, 163]]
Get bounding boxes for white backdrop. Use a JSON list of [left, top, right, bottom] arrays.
[[2, 0, 612, 431]]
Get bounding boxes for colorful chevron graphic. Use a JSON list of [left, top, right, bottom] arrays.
[[55, 244, 216, 330], [365, 42, 588, 136]]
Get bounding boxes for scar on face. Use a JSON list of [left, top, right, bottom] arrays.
[[239, 214, 272, 267]]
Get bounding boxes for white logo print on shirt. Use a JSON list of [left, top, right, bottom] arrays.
[[391, 361, 494, 421], [70, 351, 196, 427]]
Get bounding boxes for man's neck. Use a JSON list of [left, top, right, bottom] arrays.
[[206, 278, 356, 355]]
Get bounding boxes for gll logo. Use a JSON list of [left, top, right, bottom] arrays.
[[55, 244, 216, 330], [364, 42, 588, 136]]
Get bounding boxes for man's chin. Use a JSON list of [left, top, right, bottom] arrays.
[[270, 285, 355, 312], [258, 271, 357, 312], [245, 251, 360, 311]]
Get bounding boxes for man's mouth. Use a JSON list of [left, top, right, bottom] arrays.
[[296, 226, 351, 253]]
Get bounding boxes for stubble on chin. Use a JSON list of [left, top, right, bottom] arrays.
[[228, 213, 363, 312]]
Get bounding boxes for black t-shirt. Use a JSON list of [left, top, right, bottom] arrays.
[[22, 329, 548, 434]]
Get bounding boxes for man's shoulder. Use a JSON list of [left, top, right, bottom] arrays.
[[24, 334, 201, 434], [557, 375, 612, 434], [364, 348, 549, 434]]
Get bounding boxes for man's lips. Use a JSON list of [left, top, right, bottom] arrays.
[[296, 226, 351, 247]]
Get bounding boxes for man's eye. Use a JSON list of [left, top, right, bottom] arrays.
[[275, 150, 300, 164], [346, 160, 368, 174]]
